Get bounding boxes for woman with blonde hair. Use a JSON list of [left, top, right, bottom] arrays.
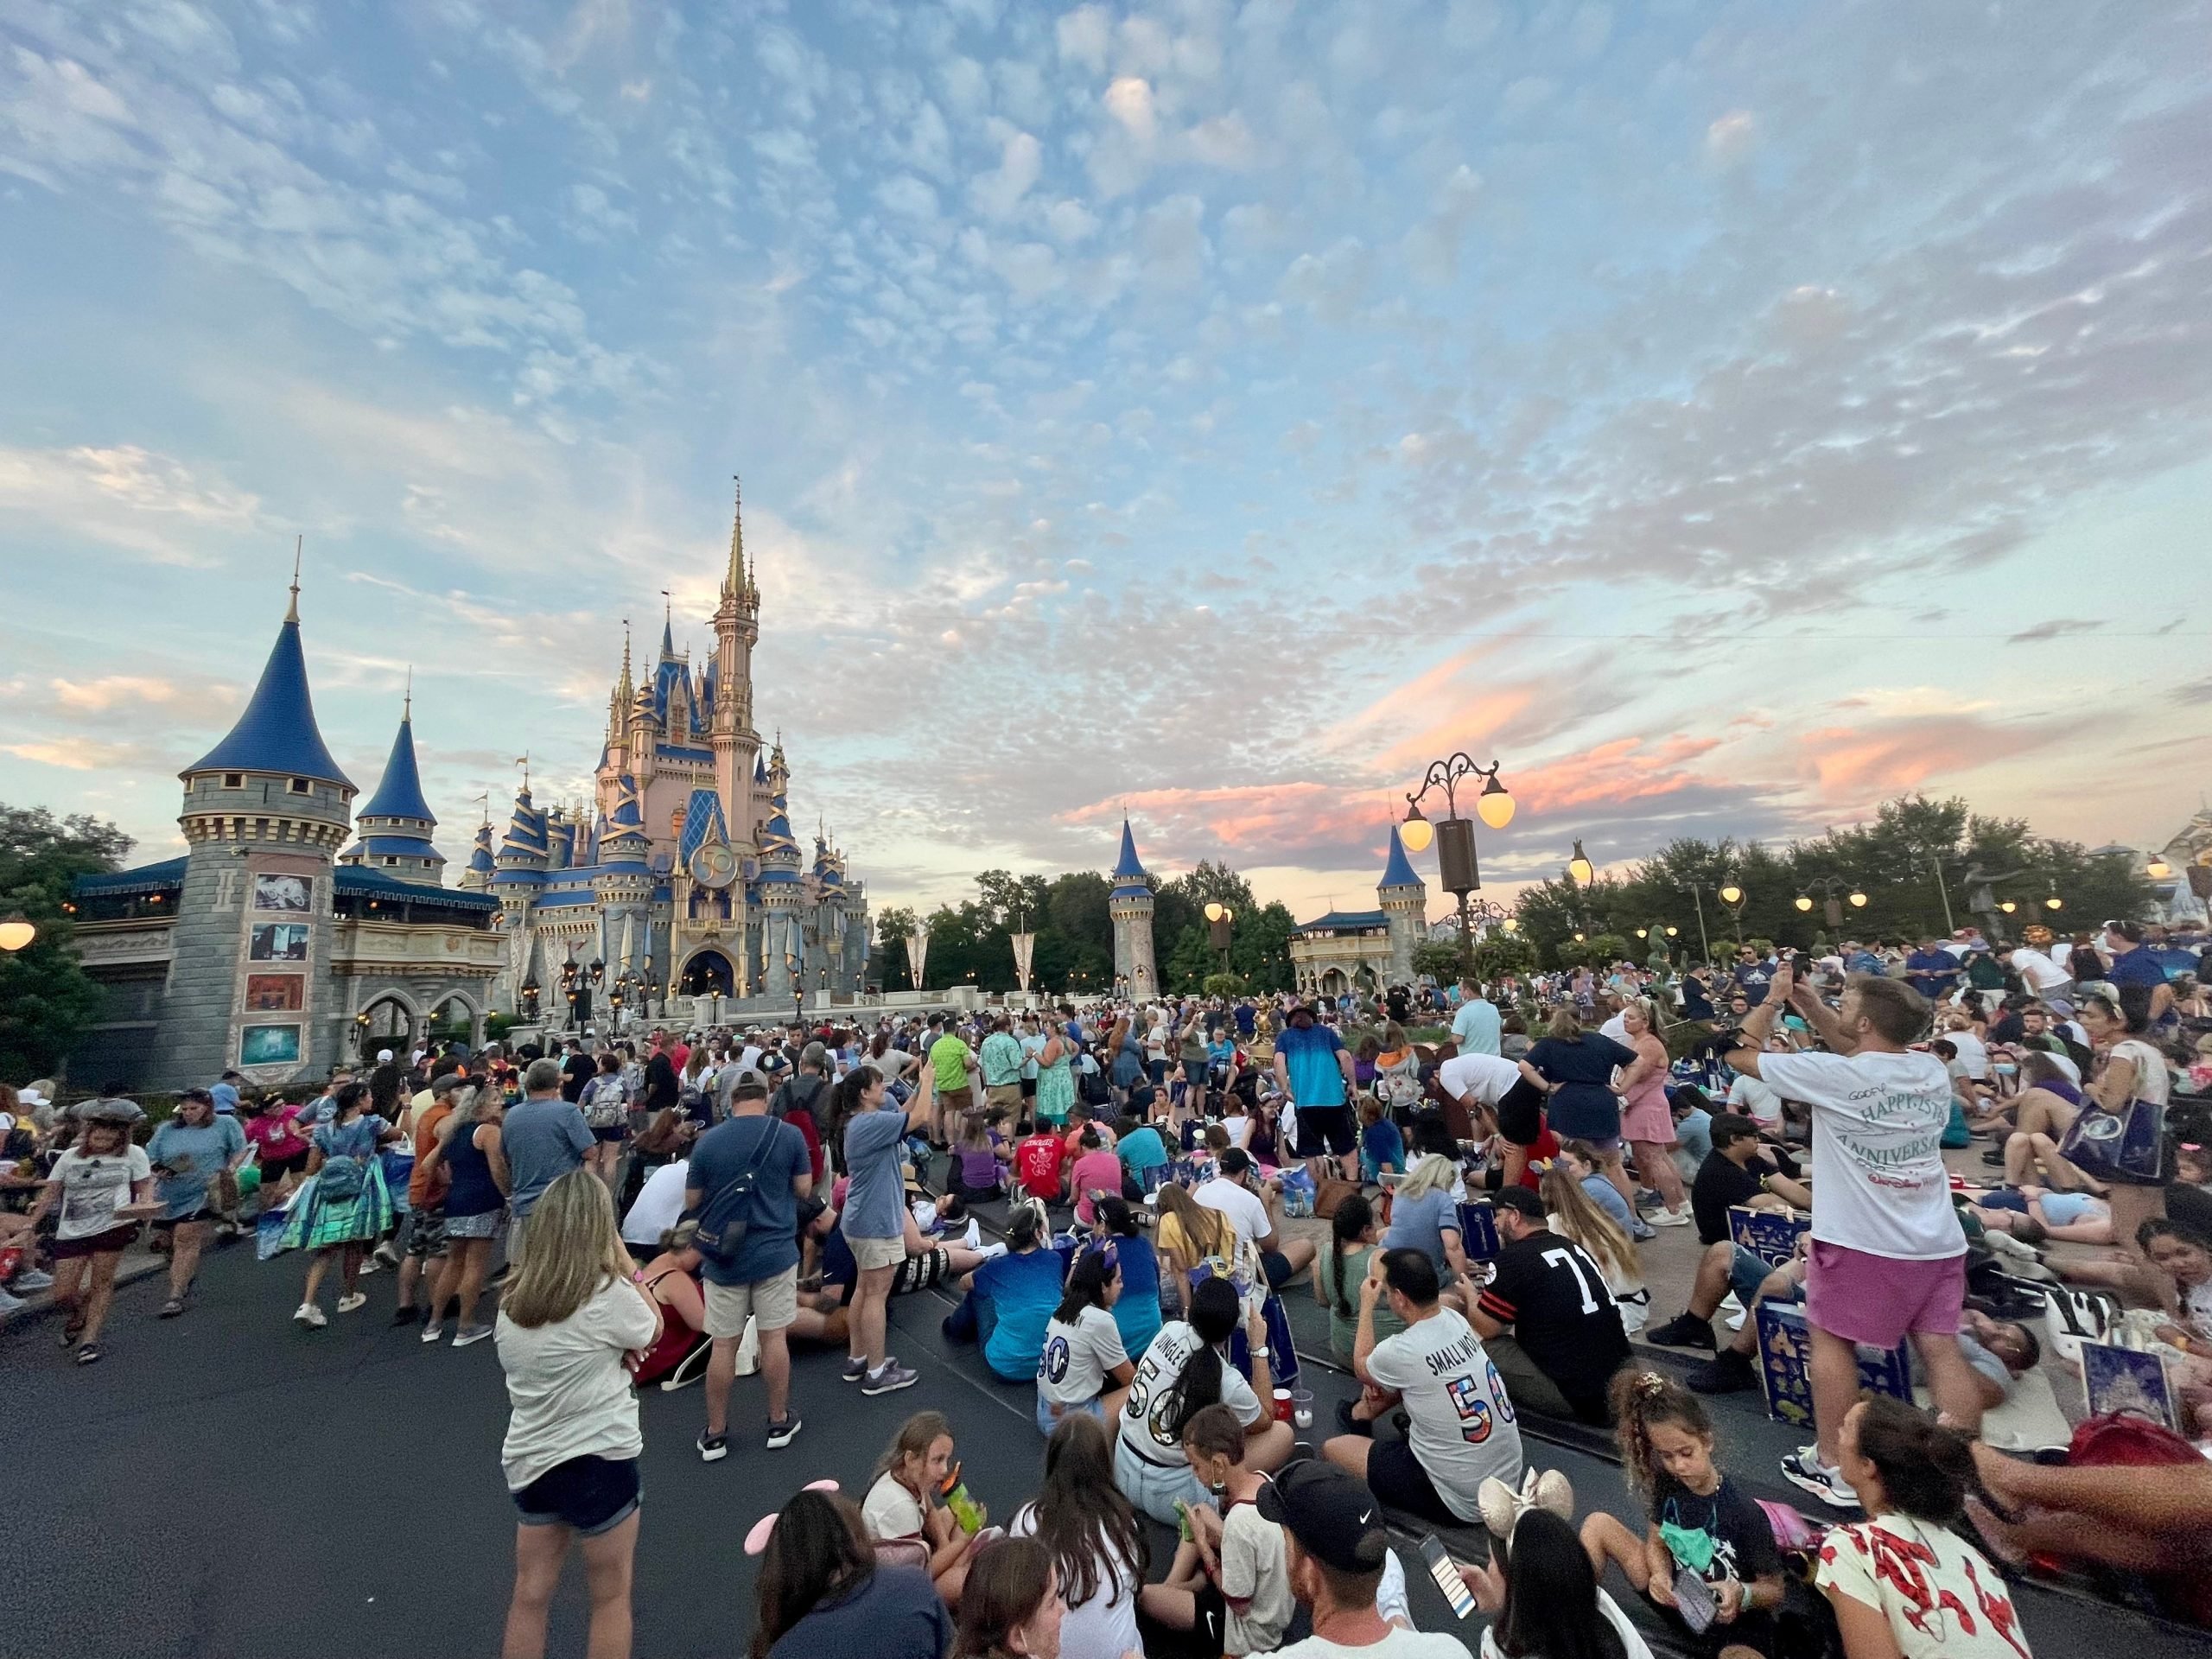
[[1153, 1182, 1237, 1319], [494, 1168, 661, 1659], [1382, 1133, 1472, 1285], [1614, 1000, 1691, 1228], [1540, 1163, 1648, 1334]]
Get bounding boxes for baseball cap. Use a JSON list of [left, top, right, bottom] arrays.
[[728, 1067, 769, 1096], [1490, 1186, 1545, 1221], [1255, 1459, 1389, 1574], [1218, 1147, 1255, 1177], [377, 1049, 394, 1063]]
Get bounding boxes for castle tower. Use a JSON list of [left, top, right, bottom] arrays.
[[1108, 818, 1158, 1001], [459, 817, 495, 893], [1376, 823, 1428, 983], [162, 573, 356, 1087], [754, 740, 804, 998], [339, 694, 444, 886], [709, 479, 763, 868], [594, 778, 656, 1015], [491, 783, 550, 1014]]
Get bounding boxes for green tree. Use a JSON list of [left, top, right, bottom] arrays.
[[0, 804, 132, 1077], [1467, 934, 1536, 984], [1409, 939, 1464, 983]]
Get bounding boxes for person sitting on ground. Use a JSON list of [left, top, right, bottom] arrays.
[[1154, 1182, 1239, 1319], [1068, 1128, 1124, 1229], [864, 1410, 976, 1605], [822, 1201, 995, 1324], [1193, 1147, 1317, 1291], [1684, 1232, 1809, 1395], [1468, 1187, 1632, 1425], [1007, 1414, 1148, 1659], [1581, 1370, 1785, 1659], [750, 1487, 950, 1659], [947, 1108, 1009, 1206], [1539, 1162, 1648, 1336], [1136, 1403, 1294, 1658], [1648, 1114, 1810, 1354], [1262, 1458, 1474, 1658], [1814, 1396, 2032, 1659], [1112, 1115, 1170, 1195], [950, 1535, 1065, 1659], [1472, 1503, 1650, 1659], [1325, 1245, 1523, 1526], [962, 1198, 1066, 1384], [630, 1220, 714, 1389], [1358, 1094, 1407, 1183], [1669, 1086, 1716, 1185], [1380, 1135, 1472, 1285], [1035, 1249, 1136, 1437], [1316, 1192, 1405, 1363], [1091, 1197, 1162, 1361], [1990, 1052, 2087, 1179], [1013, 1119, 1065, 1205], [1115, 1276, 1294, 1525]]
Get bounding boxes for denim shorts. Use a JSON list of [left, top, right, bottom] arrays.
[[512, 1454, 640, 1537]]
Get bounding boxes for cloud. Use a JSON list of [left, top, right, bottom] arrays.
[[967, 126, 1042, 219], [1706, 110, 1757, 163], [0, 443, 257, 563], [2006, 618, 2103, 645]]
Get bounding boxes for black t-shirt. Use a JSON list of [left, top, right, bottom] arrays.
[[1680, 977, 1715, 1022], [1476, 1230, 1630, 1421], [560, 1052, 594, 1103], [1692, 1152, 1762, 1245], [1649, 1471, 1781, 1592], [2168, 1179, 2212, 1239]]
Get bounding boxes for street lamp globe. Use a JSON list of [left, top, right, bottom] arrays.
[[2044, 893, 2063, 911], [1502, 918, 1519, 933], [1205, 901, 1225, 922], [1794, 894, 1814, 912], [2146, 858, 2171, 880], [1665, 926, 1679, 938], [1476, 776, 1515, 830], [1999, 900, 2017, 914], [1567, 840, 1594, 887], [1400, 807, 1434, 855], [1634, 928, 1648, 939], [0, 913, 35, 952], [1573, 931, 1586, 943], [1719, 882, 1743, 906], [1848, 890, 1868, 908]]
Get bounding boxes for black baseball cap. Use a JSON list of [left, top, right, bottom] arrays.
[[1255, 1460, 1389, 1574], [1218, 1147, 1255, 1177], [1489, 1186, 1545, 1221]]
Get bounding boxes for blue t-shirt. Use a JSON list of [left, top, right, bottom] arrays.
[[1276, 1022, 1348, 1109], [209, 1081, 239, 1116], [1234, 1004, 1255, 1038], [976, 1246, 1066, 1382], [1109, 1233, 1163, 1362], [1904, 949, 1958, 997], [147, 1116, 246, 1219], [842, 1106, 911, 1241], [1360, 1117, 1406, 1180], [2108, 948, 2169, 988], [1451, 998, 1502, 1056], [1116, 1126, 1168, 1178], [767, 1563, 950, 1659], [1673, 1108, 1713, 1171], [502, 1097, 592, 1217], [1382, 1185, 1460, 1277], [684, 1114, 808, 1287]]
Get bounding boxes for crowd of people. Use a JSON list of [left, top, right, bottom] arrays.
[[6, 908, 2212, 1658]]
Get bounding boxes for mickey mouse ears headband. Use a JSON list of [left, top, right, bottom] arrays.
[[745, 1479, 841, 1555], [1477, 1466, 1575, 1541]]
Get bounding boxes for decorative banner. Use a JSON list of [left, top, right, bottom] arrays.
[[907, 930, 930, 989], [1011, 931, 1036, 992]]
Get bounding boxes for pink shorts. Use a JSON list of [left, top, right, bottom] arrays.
[[1803, 1241, 1965, 1349]]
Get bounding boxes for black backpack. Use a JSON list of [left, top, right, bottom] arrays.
[[691, 1121, 787, 1264]]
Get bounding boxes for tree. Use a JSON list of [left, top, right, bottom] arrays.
[[1409, 939, 1464, 983], [1467, 935, 1535, 985], [0, 804, 132, 1078]]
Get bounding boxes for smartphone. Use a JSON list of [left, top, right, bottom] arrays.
[[1673, 1568, 1718, 1633], [1418, 1535, 1477, 1621]]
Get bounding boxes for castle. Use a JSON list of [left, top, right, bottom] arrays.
[[66, 486, 868, 1090], [1286, 823, 1430, 998]]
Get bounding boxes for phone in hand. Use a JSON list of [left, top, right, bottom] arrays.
[[1419, 1535, 1477, 1620], [1673, 1568, 1718, 1633]]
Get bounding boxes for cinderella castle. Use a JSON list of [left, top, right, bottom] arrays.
[[66, 486, 867, 1090], [463, 484, 871, 1021]]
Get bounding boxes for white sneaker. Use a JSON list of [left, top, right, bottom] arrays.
[[1649, 1205, 1693, 1227], [420, 1321, 445, 1344], [0, 1287, 26, 1320], [1781, 1448, 1860, 1510], [974, 1241, 1008, 1261], [1376, 1548, 1412, 1629], [963, 1217, 982, 1250], [295, 1302, 327, 1328], [358, 1256, 381, 1275], [336, 1292, 367, 1313]]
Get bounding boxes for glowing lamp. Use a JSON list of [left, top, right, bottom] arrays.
[[1400, 806, 1434, 855], [1476, 776, 1515, 830]]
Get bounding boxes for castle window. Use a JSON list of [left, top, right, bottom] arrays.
[[384, 856, 400, 867], [223, 772, 244, 790], [289, 778, 311, 794]]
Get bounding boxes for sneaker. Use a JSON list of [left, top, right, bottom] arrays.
[[357, 1256, 381, 1276], [766, 1414, 803, 1449], [697, 1430, 729, 1463], [1648, 1205, 1693, 1228], [842, 1355, 869, 1384], [451, 1324, 494, 1348], [373, 1241, 403, 1268], [295, 1302, 327, 1329], [1687, 1349, 1759, 1394], [0, 1287, 25, 1320], [1781, 1448, 1860, 1510], [963, 1217, 982, 1250], [1635, 1188, 1665, 1210], [421, 1321, 446, 1344], [1645, 1312, 1716, 1350], [75, 1341, 101, 1365], [1376, 1548, 1412, 1629], [973, 1241, 1008, 1261], [1629, 1220, 1657, 1243], [336, 1292, 368, 1314], [861, 1359, 919, 1395], [159, 1296, 187, 1319], [1336, 1397, 1372, 1436], [12, 1268, 54, 1293]]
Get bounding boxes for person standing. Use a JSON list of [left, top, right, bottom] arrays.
[[1738, 963, 1985, 1508], [1615, 1000, 1690, 1228], [422, 1082, 512, 1346], [687, 1068, 811, 1461], [494, 1170, 658, 1659], [393, 1071, 464, 1326], [1033, 1015, 1077, 1132], [1452, 981, 1502, 1056], [1524, 1011, 1640, 1216], [980, 1016, 1027, 1123], [928, 1020, 979, 1146], [289, 1081, 400, 1329], [503, 1058, 592, 1268], [26, 1111, 155, 1364], [145, 1087, 247, 1319], [841, 1064, 937, 1394], [1272, 1002, 1359, 1188]]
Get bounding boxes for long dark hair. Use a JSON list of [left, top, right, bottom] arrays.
[[1852, 1394, 1977, 1528], [1053, 1248, 1117, 1325], [1160, 1276, 1239, 1441], [1492, 1509, 1629, 1659], [750, 1490, 874, 1659], [953, 1535, 1056, 1659], [1328, 1193, 1374, 1319], [824, 1063, 883, 1173], [1028, 1414, 1146, 1612]]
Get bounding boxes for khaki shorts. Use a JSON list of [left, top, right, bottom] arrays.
[[984, 1083, 1024, 1115], [848, 1233, 907, 1272], [702, 1265, 798, 1338]]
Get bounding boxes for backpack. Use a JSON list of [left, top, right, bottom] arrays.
[[692, 1121, 788, 1264], [315, 1121, 374, 1202], [581, 1075, 628, 1130]]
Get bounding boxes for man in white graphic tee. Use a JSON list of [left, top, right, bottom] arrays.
[[1727, 960, 1984, 1510]]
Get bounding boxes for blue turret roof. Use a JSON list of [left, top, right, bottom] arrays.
[[185, 607, 352, 788], [467, 823, 495, 875], [358, 715, 434, 823], [1111, 819, 1145, 880], [660, 616, 676, 659], [1379, 823, 1421, 889]]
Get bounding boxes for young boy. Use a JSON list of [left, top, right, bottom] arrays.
[[1135, 1404, 1294, 1657], [1014, 1118, 1065, 1204]]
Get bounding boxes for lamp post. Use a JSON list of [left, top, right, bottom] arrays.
[[1793, 876, 1869, 932], [1717, 880, 1747, 948], [0, 912, 35, 953], [1205, 901, 1236, 975], [1401, 754, 1514, 971]]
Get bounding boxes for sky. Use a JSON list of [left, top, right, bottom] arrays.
[[3, 0, 2209, 925]]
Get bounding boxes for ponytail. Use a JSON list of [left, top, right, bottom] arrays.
[[1329, 1193, 1374, 1319], [1160, 1277, 1238, 1440], [1608, 1370, 1710, 1505]]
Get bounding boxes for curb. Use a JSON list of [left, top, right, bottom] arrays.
[[4, 1252, 170, 1331]]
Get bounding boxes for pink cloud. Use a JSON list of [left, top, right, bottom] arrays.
[[1062, 782, 1400, 863], [1793, 714, 2082, 810], [1504, 734, 1725, 817]]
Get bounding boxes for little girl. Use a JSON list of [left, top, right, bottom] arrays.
[[1580, 1370, 1786, 1659], [861, 1409, 976, 1604]]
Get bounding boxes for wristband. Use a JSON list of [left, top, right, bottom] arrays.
[[1250, 1345, 1268, 1359]]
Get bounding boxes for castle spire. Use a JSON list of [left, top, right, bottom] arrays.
[[185, 569, 351, 788], [616, 620, 633, 702], [722, 475, 747, 597], [286, 534, 302, 624]]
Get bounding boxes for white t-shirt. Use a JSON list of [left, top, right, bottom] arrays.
[[1942, 1030, 1989, 1081], [1478, 1588, 1651, 1659], [862, 1471, 927, 1545], [1599, 1012, 1630, 1043], [1726, 1072, 1783, 1129], [1759, 1049, 1963, 1261], [494, 1276, 660, 1491], [49, 1145, 153, 1240], [1222, 1114, 1257, 1150], [619, 1158, 690, 1247], [1436, 1052, 1522, 1107], [1814, 1515, 2025, 1659], [1217, 1499, 1294, 1656], [1039, 1304, 1131, 1408], [1281, 1627, 1476, 1658], [1363, 1310, 1523, 1522], [1194, 1176, 1271, 1249], [1007, 1505, 1143, 1659], [2010, 948, 2071, 993], [2110, 1038, 2171, 1106], [1120, 1320, 1262, 1465]]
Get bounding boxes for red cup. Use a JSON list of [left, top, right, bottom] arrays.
[[1273, 1387, 1293, 1422]]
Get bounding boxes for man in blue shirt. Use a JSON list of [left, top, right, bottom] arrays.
[[499, 1058, 591, 1263], [1731, 946, 1773, 1004], [1272, 1002, 1358, 1186], [2103, 920, 2174, 1021], [1450, 978, 1501, 1056], [1904, 938, 1958, 1001], [209, 1071, 242, 1116], [685, 1068, 812, 1459]]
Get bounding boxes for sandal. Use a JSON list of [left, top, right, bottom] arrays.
[[59, 1318, 85, 1350], [74, 1342, 101, 1366], [159, 1296, 188, 1319]]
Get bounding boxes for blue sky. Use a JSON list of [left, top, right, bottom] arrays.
[[3, 0, 2209, 920]]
